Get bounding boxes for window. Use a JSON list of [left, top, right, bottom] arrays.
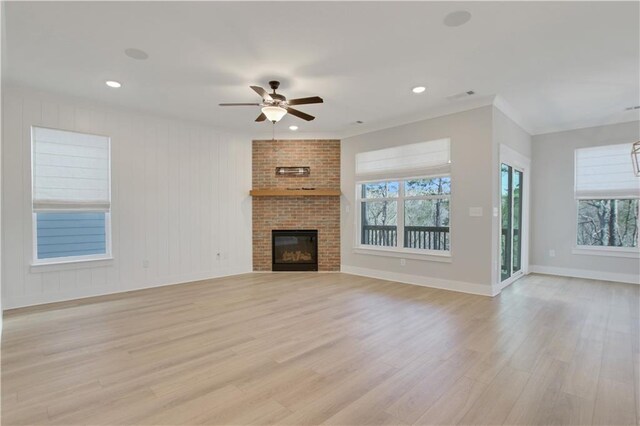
[[32, 127, 111, 264], [355, 139, 451, 255], [577, 199, 638, 247], [574, 143, 639, 251], [404, 177, 450, 251], [360, 181, 399, 247]]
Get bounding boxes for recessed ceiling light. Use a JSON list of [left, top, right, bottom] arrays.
[[412, 86, 426, 94], [105, 80, 122, 88], [444, 10, 472, 27], [289, 125, 298, 131], [124, 48, 149, 60]]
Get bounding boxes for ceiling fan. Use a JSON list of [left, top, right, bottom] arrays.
[[219, 81, 323, 123]]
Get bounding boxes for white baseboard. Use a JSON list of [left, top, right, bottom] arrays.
[[340, 265, 495, 296], [530, 265, 639, 285], [3, 266, 252, 310]]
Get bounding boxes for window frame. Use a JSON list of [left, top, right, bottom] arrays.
[[573, 198, 640, 258], [31, 211, 113, 266], [31, 126, 113, 266], [355, 174, 452, 259], [572, 143, 640, 258]]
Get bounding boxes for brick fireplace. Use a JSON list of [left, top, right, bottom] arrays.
[[252, 139, 340, 271]]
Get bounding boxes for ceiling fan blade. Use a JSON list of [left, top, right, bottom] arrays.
[[286, 107, 315, 121], [255, 113, 267, 122], [250, 86, 273, 101], [219, 103, 261, 106], [287, 96, 324, 106]]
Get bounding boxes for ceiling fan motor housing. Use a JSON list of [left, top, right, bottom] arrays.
[[267, 81, 286, 103], [269, 80, 281, 91]]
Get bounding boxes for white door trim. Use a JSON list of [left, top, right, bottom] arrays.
[[499, 145, 531, 287]]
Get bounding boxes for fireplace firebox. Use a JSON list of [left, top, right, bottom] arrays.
[[272, 230, 318, 271]]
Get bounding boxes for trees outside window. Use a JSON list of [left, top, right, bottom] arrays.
[[577, 199, 638, 247], [574, 143, 639, 252], [358, 176, 451, 252]]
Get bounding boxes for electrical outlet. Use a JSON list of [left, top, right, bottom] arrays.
[[549, 249, 556, 257], [345, 205, 350, 213], [143, 260, 149, 268], [400, 258, 406, 266]]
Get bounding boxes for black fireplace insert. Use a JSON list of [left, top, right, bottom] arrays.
[[272, 230, 318, 271]]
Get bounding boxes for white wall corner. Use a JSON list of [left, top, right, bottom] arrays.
[[340, 264, 495, 297], [530, 265, 640, 285], [493, 95, 533, 135], [1, 0, 5, 337]]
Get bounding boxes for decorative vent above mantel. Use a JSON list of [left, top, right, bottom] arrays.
[[276, 166, 310, 177]]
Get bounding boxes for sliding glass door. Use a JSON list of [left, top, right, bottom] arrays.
[[501, 163, 524, 282]]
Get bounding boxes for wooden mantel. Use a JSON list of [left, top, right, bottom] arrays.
[[249, 189, 341, 197]]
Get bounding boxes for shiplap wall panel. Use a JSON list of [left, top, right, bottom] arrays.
[[58, 269, 77, 294], [23, 99, 43, 296], [156, 122, 170, 280], [2, 87, 252, 309], [3, 92, 22, 301]]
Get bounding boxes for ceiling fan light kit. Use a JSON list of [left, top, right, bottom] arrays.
[[261, 106, 287, 123], [220, 80, 323, 124]]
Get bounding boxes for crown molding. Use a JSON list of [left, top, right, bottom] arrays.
[[531, 114, 640, 136]]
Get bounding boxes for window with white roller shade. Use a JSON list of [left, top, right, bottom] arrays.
[[574, 143, 639, 251], [32, 127, 111, 211], [31, 127, 112, 263], [355, 138, 453, 257], [355, 138, 451, 180], [574, 143, 639, 199]]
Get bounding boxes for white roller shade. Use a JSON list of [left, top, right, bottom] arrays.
[[355, 138, 451, 180], [575, 143, 640, 199], [32, 127, 111, 211]]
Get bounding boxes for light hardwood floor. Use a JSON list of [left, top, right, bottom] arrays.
[[1, 272, 638, 425]]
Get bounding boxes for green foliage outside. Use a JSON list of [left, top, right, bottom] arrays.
[[578, 199, 639, 247], [361, 177, 450, 227]]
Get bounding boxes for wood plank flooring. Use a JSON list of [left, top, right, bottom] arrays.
[[1, 272, 638, 425]]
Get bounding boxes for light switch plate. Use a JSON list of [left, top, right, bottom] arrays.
[[469, 207, 483, 217]]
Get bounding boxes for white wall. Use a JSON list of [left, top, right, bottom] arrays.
[[491, 107, 532, 290], [341, 106, 496, 295], [2, 86, 253, 309], [493, 108, 532, 158], [530, 121, 640, 284], [0, 1, 5, 331]]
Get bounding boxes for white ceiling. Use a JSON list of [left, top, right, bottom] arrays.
[[4, 1, 639, 139]]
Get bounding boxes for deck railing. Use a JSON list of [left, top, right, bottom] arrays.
[[501, 228, 521, 272], [361, 225, 449, 250], [404, 226, 449, 250]]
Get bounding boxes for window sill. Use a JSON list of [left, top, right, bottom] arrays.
[[353, 246, 452, 263], [30, 257, 115, 273], [572, 247, 639, 259]]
